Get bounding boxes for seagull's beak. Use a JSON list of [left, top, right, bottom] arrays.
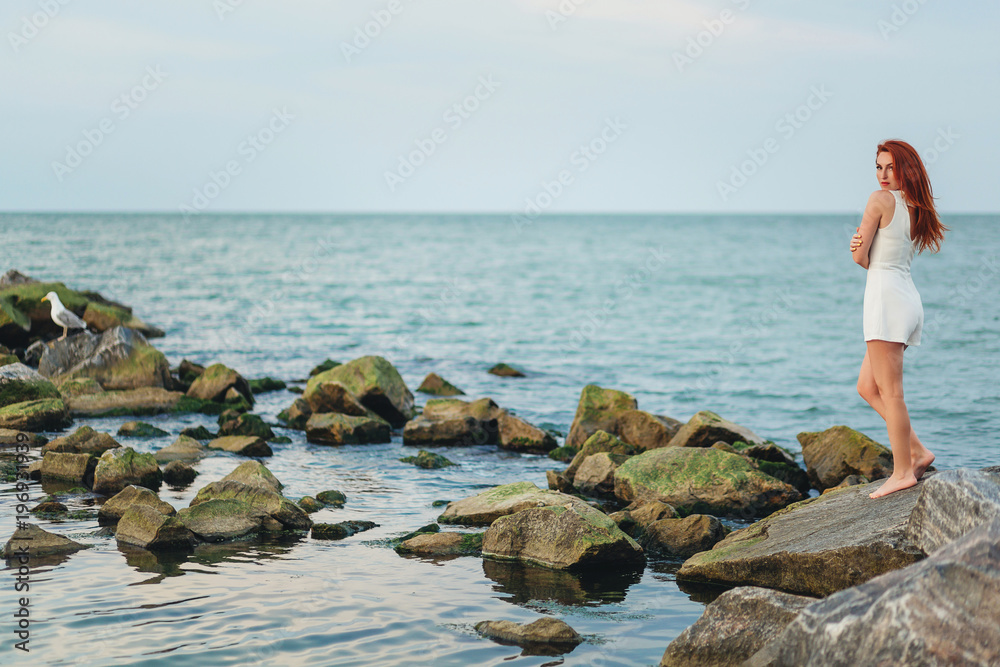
[[41, 296, 48, 302]]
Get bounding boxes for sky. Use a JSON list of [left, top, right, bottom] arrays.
[[2, 0, 998, 214]]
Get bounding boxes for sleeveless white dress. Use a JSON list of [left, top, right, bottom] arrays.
[[863, 189, 923, 346]]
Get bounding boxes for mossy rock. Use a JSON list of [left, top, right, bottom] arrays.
[[309, 359, 341, 376], [248, 377, 286, 394], [565, 384, 638, 449], [0, 397, 72, 431], [303, 355, 414, 428], [488, 363, 525, 377], [93, 447, 162, 496], [311, 520, 377, 540], [548, 446, 578, 463], [396, 531, 484, 557], [0, 362, 61, 408], [316, 489, 347, 507], [416, 372, 465, 396], [117, 421, 170, 438], [400, 450, 457, 469]]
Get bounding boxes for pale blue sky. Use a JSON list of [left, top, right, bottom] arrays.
[[2, 0, 997, 213]]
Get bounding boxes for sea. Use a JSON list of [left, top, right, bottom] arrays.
[[1, 212, 998, 666]]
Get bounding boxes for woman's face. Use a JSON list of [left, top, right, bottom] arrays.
[[876, 151, 898, 190]]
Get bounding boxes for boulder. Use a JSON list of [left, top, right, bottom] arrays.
[[676, 474, 929, 597], [614, 446, 802, 519], [565, 384, 637, 449], [0, 362, 61, 407], [93, 447, 162, 495], [305, 412, 391, 445], [179, 425, 215, 441], [821, 474, 869, 494], [641, 514, 729, 558], [399, 450, 456, 469], [303, 380, 370, 416], [117, 421, 169, 437], [308, 358, 341, 376], [297, 496, 324, 513], [667, 410, 768, 448], [3, 523, 87, 557], [904, 467, 1000, 555], [219, 460, 283, 493], [303, 355, 414, 427], [41, 425, 120, 455], [247, 377, 285, 394], [496, 411, 558, 453], [38, 326, 172, 390], [402, 397, 500, 447], [217, 412, 276, 440], [482, 502, 646, 570], [717, 441, 812, 496], [63, 386, 186, 417], [745, 518, 1000, 667], [176, 499, 265, 542], [206, 435, 272, 457], [0, 397, 71, 431], [56, 376, 104, 398], [311, 520, 377, 540], [475, 618, 582, 653], [659, 586, 815, 667], [547, 446, 577, 463], [115, 505, 194, 550], [98, 485, 175, 525], [191, 480, 311, 530], [797, 425, 892, 491], [154, 435, 207, 462], [0, 427, 46, 446], [572, 452, 628, 496], [564, 430, 637, 480], [185, 362, 254, 406], [488, 363, 525, 377], [396, 532, 483, 557], [41, 451, 96, 486], [438, 481, 591, 526], [316, 490, 346, 507], [162, 461, 198, 486], [546, 470, 574, 493], [416, 372, 464, 396], [616, 409, 683, 451]]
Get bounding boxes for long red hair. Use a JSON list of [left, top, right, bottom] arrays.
[[877, 139, 948, 254]]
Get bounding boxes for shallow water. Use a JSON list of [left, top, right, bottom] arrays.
[[1, 212, 998, 665]]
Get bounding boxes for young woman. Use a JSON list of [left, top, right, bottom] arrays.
[[849, 140, 949, 499]]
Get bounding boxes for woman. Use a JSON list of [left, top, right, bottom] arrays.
[[849, 140, 949, 499]]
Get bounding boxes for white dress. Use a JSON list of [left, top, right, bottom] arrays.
[[863, 189, 923, 347]]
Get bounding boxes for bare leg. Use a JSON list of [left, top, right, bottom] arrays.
[[857, 347, 935, 479], [863, 340, 919, 498]]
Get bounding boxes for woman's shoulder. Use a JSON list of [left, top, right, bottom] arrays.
[[865, 189, 895, 211]]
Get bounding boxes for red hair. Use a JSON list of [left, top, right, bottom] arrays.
[[877, 139, 948, 254]]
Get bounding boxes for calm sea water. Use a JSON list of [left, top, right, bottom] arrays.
[[1, 212, 998, 666]]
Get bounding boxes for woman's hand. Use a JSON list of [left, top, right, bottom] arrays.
[[850, 227, 863, 251]]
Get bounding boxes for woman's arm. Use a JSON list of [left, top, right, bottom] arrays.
[[852, 191, 891, 269]]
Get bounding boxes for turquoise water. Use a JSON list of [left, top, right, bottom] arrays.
[[1, 212, 998, 666]]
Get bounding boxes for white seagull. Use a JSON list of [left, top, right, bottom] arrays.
[[40, 291, 88, 341]]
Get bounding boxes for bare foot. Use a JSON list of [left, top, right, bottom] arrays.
[[912, 450, 935, 480], [869, 472, 918, 498]]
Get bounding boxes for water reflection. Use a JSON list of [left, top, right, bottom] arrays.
[[482, 559, 641, 607]]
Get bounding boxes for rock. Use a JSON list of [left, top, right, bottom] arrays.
[[154, 435, 207, 462], [115, 505, 194, 550], [438, 481, 591, 526], [176, 499, 265, 542], [305, 412, 391, 445], [316, 490, 346, 506], [641, 514, 729, 558], [63, 386, 185, 417], [191, 480, 312, 530], [41, 451, 97, 486], [311, 520, 377, 540], [396, 532, 483, 556], [93, 447, 162, 496], [482, 502, 646, 570], [0, 427, 46, 446], [797, 425, 892, 491], [2, 523, 87, 557], [488, 362, 525, 377], [41, 425, 120, 455], [496, 411, 558, 453], [617, 409, 683, 451], [399, 449, 456, 469], [247, 377, 285, 394], [302, 355, 414, 428], [185, 362, 254, 406], [31, 500, 68, 514], [667, 410, 768, 449], [0, 362, 61, 407], [565, 384, 638, 449], [904, 467, 1000, 555], [98, 485, 175, 525], [676, 474, 929, 597], [821, 474, 869, 494], [416, 372, 464, 396], [277, 397, 312, 430], [117, 421, 169, 438], [55, 376, 104, 398], [219, 460, 283, 493], [0, 397, 72, 431], [297, 496, 323, 513], [176, 359, 205, 383], [206, 435, 273, 457], [659, 586, 815, 667], [178, 425, 215, 441], [613, 500, 681, 541], [744, 518, 1000, 667], [38, 326, 172, 390], [614, 446, 802, 519], [546, 470, 574, 493], [573, 452, 629, 496], [217, 412, 276, 440], [547, 446, 577, 463], [308, 358, 340, 376], [475, 618, 582, 653], [303, 380, 370, 416], [402, 397, 500, 447], [78, 299, 163, 339], [162, 461, 198, 486], [565, 430, 638, 480]]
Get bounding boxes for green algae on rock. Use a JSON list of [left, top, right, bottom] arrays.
[[399, 449, 457, 469]]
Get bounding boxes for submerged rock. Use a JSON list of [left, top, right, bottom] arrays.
[[482, 502, 645, 570], [475, 618, 582, 654], [176, 499, 265, 542], [488, 362, 525, 377], [117, 421, 169, 438], [396, 532, 483, 557], [311, 520, 377, 540], [437, 481, 590, 526], [93, 447, 162, 495], [3, 523, 87, 557], [416, 372, 464, 396], [154, 434, 207, 462], [797, 425, 893, 491], [206, 435, 272, 457], [116, 505, 194, 551], [660, 586, 815, 667], [98, 485, 175, 525], [305, 412, 391, 445], [297, 496, 324, 513], [399, 449, 456, 469], [565, 384, 638, 449], [315, 489, 346, 507], [191, 480, 311, 530]]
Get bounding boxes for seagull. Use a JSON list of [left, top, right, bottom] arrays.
[[40, 291, 88, 341]]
